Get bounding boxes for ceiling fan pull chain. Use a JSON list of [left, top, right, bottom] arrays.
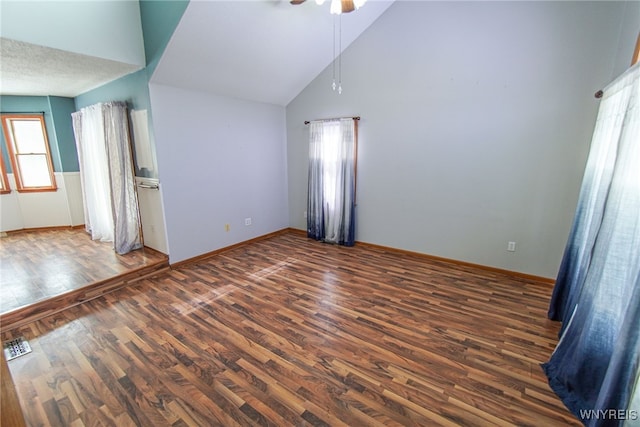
[[332, 15, 337, 91], [338, 14, 343, 94]]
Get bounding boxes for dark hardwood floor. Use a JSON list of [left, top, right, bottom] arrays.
[[1, 231, 577, 426]]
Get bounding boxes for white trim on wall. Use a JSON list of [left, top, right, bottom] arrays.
[[0, 172, 84, 232]]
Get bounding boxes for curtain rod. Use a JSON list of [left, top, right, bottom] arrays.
[[595, 90, 603, 99], [0, 111, 46, 115], [304, 116, 360, 125]]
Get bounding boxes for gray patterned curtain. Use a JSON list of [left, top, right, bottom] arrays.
[[72, 102, 142, 255]]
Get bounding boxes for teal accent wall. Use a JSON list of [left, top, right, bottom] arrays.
[[0, 129, 9, 173], [48, 96, 79, 172], [75, 69, 152, 111], [72, 0, 189, 179], [139, 0, 189, 76], [0, 1, 188, 176], [0, 95, 71, 173], [75, 69, 157, 178]]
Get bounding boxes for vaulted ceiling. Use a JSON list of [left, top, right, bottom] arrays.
[[151, 0, 394, 106], [0, 0, 394, 106]]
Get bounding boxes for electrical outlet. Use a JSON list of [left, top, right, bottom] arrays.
[[245, 218, 252, 226], [303, 211, 307, 219], [507, 241, 516, 252], [225, 224, 230, 232]]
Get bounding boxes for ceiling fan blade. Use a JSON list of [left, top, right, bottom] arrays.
[[340, 0, 355, 13], [290, 0, 306, 4]]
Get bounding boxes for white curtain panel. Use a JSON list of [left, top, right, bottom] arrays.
[[72, 102, 142, 255], [72, 104, 114, 242]]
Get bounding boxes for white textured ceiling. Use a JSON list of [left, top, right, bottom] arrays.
[[151, 0, 395, 106], [0, 37, 142, 98]]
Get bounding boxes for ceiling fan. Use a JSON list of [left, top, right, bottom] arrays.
[[290, 0, 365, 14]]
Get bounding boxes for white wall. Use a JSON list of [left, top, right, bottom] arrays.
[[62, 173, 84, 226], [0, 172, 84, 231], [0, 177, 23, 231], [286, 1, 631, 278], [136, 177, 168, 254], [149, 83, 289, 264], [0, 0, 145, 66]]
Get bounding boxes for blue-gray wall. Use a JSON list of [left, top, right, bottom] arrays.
[[286, 1, 633, 279]]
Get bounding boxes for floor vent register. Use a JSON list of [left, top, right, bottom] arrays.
[[3, 337, 32, 361]]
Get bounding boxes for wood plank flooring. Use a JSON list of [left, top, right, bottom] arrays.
[[1, 231, 578, 426], [1, 350, 27, 426], [0, 228, 168, 314]]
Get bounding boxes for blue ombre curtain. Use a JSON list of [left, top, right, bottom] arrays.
[[307, 118, 357, 246], [543, 63, 640, 426]]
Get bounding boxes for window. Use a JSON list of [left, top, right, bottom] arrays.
[[1, 114, 57, 192]]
